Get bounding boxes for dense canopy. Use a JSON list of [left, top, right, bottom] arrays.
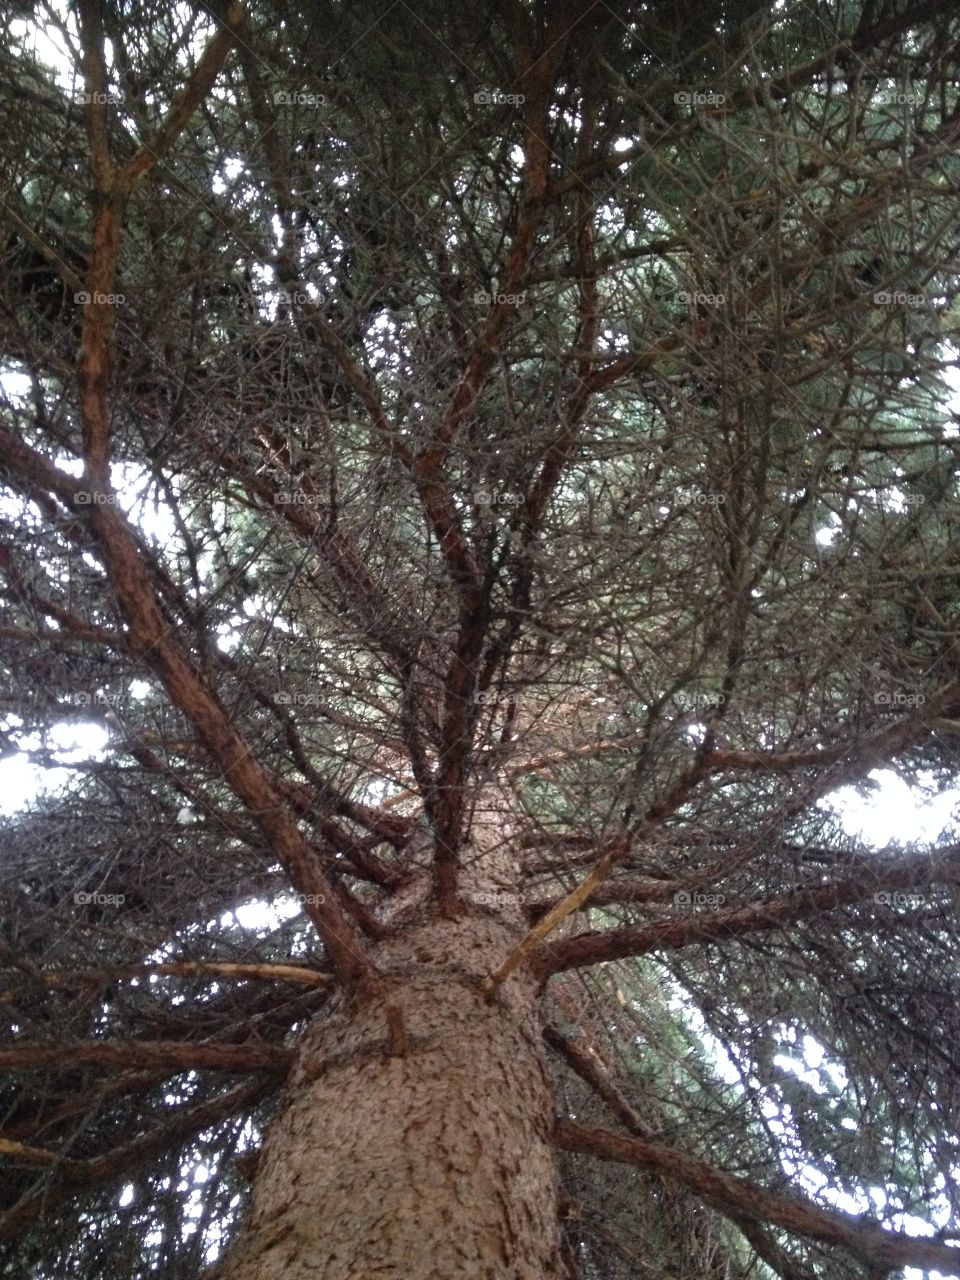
[[1, 0, 960, 1276]]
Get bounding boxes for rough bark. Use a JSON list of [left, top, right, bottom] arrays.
[[217, 796, 564, 1280]]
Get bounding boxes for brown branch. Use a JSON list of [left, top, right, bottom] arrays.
[[0, 199, 86, 295], [0, 422, 98, 514], [0, 1041, 293, 1075], [426, 4, 566, 454], [0, 1077, 272, 1243], [122, 4, 247, 185], [544, 1025, 651, 1137], [728, 1212, 818, 1280], [555, 1120, 960, 1275], [546, 0, 954, 201], [85, 498, 379, 989], [76, 0, 114, 190], [545, 1027, 812, 1280], [534, 847, 960, 978], [481, 758, 714, 997], [63, 139, 381, 994], [0, 1137, 67, 1168], [66, 14, 380, 991], [14, 962, 331, 992]]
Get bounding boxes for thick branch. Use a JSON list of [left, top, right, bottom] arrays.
[[555, 1120, 960, 1275], [15, 962, 332, 992], [122, 4, 247, 184], [482, 758, 713, 996], [0, 1077, 272, 1243], [0, 1041, 293, 1074], [535, 848, 960, 978], [545, 1027, 813, 1280]]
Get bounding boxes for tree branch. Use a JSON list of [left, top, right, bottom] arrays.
[[535, 847, 960, 978], [11, 962, 332, 993], [0, 1041, 293, 1074], [545, 1027, 815, 1280], [555, 1119, 960, 1275], [0, 1077, 272, 1243], [482, 758, 714, 997], [121, 4, 247, 185]]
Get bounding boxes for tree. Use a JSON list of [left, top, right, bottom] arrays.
[[1, 0, 960, 1275]]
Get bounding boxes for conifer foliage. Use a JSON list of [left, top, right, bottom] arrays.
[[1, 1, 960, 1276]]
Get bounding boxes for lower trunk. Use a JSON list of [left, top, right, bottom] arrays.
[[218, 912, 563, 1279]]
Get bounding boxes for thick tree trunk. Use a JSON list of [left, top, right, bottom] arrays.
[[218, 803, 564, 1279]]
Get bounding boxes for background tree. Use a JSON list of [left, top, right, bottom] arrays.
[[1, 0, 960, 1276]]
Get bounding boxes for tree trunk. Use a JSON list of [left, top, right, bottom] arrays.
[[218, 803, 564, 1279]]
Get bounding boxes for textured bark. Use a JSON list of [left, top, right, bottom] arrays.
[[218, 799, 564, 1280]]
